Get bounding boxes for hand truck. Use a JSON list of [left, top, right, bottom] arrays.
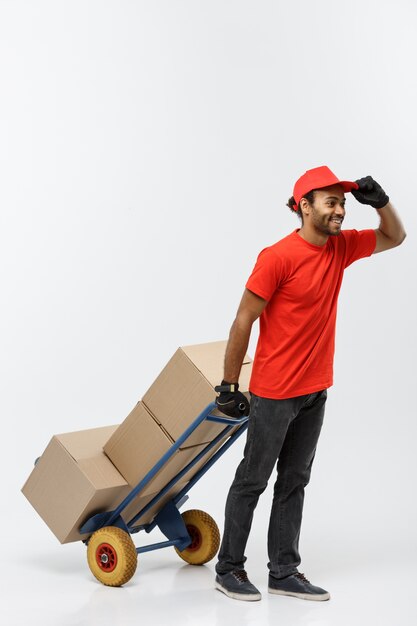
[[78, 402, 248, 586]]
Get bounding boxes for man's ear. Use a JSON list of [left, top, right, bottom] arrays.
[[299, 197, 310, 216]]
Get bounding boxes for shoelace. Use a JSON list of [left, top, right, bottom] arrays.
[[233, 570, 249, 584], [295, 572, 310, 583]]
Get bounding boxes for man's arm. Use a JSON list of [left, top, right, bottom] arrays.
[[373, 201, 407, 254], [351, 177, 406, 254], [223, 288, 268, 382]]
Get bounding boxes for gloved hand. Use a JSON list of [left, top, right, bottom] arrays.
[[351, 175, 389, 209], [214, 380, 250, 418]]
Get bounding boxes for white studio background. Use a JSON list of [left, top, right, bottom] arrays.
[[0, 1, 416, 625]]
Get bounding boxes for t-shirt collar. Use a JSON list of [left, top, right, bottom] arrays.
[[294, 228, 329, 250]]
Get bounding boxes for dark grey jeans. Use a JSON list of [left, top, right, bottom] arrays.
[[215, 388, 327, 578]]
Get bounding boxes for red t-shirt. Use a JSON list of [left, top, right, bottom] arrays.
[[246, 228, 376, 399]]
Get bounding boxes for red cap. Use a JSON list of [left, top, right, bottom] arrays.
[[292, 165, 358, 211]]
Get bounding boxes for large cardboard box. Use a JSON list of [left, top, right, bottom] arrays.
[[22, 425, 132, 543], [21, 425, 188, 544], [142, 340, 252, 447], [103, 400, 216, 494]]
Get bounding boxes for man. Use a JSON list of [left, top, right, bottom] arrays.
[[213, 166, 406, 602]]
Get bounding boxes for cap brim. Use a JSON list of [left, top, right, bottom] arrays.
[[339, 180, 359, 192]]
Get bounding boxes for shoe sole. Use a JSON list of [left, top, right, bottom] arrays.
[[215, 581, 262, 601], [268, 588, 330, 601]]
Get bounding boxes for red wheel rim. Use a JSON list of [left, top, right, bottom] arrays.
[[96, 543, 118, 572], [186, 524, 202, 552]]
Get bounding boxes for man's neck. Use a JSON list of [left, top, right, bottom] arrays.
[[297, 226, 329, 247]]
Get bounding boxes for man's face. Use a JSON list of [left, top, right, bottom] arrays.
[[306, 184, 346, 236]]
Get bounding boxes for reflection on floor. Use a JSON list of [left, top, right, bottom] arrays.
[[3, 531, 416, 626]]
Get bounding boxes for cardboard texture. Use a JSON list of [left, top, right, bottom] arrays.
[[104, 401, 212, 494], [142, 340, 252, 447], [22, 425, 131, 543], [22, 425, 186, 544]]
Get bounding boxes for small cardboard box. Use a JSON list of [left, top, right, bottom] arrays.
[[103, 401, 213, 494], [142, 340, 252, 447], [21, 425, 131, 544]]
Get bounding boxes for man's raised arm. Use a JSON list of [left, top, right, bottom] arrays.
[[351, 176, 406, 253]]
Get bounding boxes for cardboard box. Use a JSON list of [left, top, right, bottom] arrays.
[[142, 340, 252, 447], [103, 401, 214, 495], [22, 425, 132, 544]]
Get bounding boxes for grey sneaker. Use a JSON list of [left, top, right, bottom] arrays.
[[215, 570, 262, 601], [268, 572, 330, 601]]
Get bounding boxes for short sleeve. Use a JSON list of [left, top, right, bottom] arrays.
[[245, 247, 284, 301], [342, 229, 376, 268]]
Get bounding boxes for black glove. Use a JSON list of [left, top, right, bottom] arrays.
[[351, 175, 389, 209], [214, 380, 250, 418]]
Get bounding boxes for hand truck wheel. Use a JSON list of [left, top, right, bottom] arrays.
[[175, 509, 220, 565], [87, 526, 137, 586]]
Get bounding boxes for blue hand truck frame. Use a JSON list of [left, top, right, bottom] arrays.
[[80, 402, 248, 557]]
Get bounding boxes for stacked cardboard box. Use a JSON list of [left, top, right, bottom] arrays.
[[22, 340, 252, 543], [21, 425, 131, 543]]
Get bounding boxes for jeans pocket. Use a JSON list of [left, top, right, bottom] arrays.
[[303, 389, 327, 408]]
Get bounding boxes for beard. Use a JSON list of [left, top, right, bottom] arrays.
[[311, 209, 343, 236]]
